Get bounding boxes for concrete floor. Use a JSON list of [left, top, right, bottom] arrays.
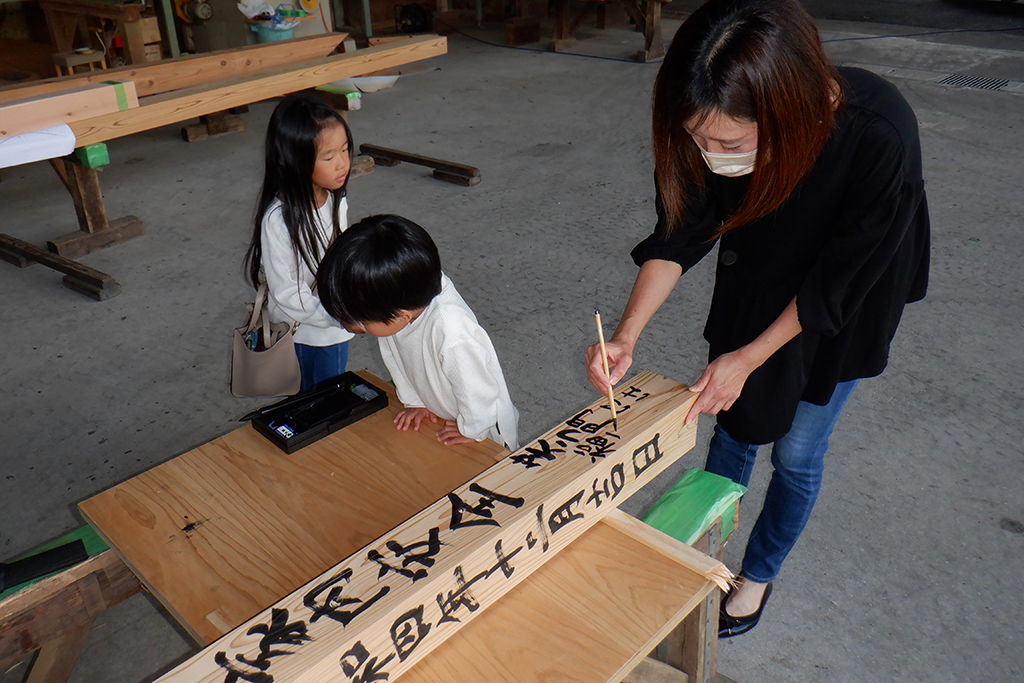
[[2, 3, 1023, 681]]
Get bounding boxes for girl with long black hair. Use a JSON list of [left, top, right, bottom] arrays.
[[244, 93, 355, 392]]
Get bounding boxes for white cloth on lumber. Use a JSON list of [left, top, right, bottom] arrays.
[[0, 124, 75, 170]]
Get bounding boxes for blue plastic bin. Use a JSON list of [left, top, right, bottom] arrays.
[[251, 24, 296, 42]]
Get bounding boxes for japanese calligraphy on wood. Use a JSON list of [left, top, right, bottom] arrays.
[[157, 370, 700, 683]]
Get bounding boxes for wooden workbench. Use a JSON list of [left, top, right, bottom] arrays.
[[39, 0, 154, 66], [79, 371, 507, 646], [75, 369, 729, 683], [4, 368, 734, 683]]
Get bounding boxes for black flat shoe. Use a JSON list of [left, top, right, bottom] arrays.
[[719, 581, 773, 638]]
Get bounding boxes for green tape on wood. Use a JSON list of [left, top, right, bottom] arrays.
[[102, 80, 130, 111], [0, 525, 109, 600], [76, 142, 110, 168], [642, 468, 746, 547], [316, 83, 361, 98]]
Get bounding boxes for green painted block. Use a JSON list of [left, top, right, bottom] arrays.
[[76, 143, 110, 168], [316, 83, 361, 99], [642, 468, 746, 547]]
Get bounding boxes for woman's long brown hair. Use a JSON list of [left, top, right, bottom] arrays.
[[652, 0, 842, 238]]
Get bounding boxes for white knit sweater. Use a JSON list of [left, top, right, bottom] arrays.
[[260, 195, 354, 347]]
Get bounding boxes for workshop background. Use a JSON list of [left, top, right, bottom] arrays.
[[2, 0, 1023, 681]]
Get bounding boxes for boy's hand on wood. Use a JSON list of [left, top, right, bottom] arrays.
[[437, 421, 474, 446], [394, 407, 439, 432]]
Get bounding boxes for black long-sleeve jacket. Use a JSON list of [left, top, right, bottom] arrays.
[[632, 67, 930, 444]]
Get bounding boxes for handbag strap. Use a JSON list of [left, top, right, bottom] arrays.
[[245, 283, 269, 335], [246, 282, 301, 348]]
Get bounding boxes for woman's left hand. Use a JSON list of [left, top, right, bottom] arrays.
[[685, 350, 757, 425]]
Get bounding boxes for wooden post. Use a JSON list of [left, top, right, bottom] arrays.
[[637, 0, 665, 62], [549, 0, 580, 51], [69, 35, 448, 147], [0, 33, 351, 103]]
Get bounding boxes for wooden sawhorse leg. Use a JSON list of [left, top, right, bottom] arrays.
[[47, 154, 144, 258], [0, 550, 143, 683], [22, 620, 94, 683], [620, 0, 665, 61], [549, 0, 598, 51], [661, 521, 723, 683], [0, 151, 141, 299]]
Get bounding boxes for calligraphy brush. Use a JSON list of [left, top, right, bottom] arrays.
[[594, 308, 619, 432]]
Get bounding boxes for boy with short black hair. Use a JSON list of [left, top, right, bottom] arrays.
[[317, 214, 519, 450]]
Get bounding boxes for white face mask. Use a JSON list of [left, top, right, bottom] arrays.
[[698, 147, 757, 177]]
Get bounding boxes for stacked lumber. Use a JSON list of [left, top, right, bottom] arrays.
[[0, 32, 447, 148], [72, 35, 447, 147], [0, 33, 353, 103]]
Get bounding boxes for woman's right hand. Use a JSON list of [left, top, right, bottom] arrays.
[[586, 339, 634, 394]]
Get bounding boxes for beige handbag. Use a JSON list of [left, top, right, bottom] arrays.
[[231, 283, 301, 398]]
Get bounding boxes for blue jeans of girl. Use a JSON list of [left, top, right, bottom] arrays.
[[295, 341, 349, 393], [704, 379, 859, 583]]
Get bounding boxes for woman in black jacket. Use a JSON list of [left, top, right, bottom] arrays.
[[586, 0, 929, 637]]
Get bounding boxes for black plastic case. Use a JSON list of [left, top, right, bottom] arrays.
[[250, 372, 389, 453]]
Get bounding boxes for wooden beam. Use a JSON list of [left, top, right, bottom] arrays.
[[0, 33, 350, 103], [155, 371, 702, 683], [0, 234, 123, 300], [359, 144, 480, 186], [69, 36, 447, 147], [0, 81, 138, 139], [0, 549, 142, 670]]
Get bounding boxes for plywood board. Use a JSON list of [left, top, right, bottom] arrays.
[[0, 33, 350, 103], [68, 36, 447, 146], [153, 371, 701, 683], [0, 80, 138, 138], [400, 512, 718, 683], [79, 372, 506, 645]]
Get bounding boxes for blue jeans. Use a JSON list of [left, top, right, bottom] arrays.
[[295, 341, 349, 393], [705, 379, 859, 583]]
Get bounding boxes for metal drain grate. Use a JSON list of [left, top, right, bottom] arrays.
[[937, 74, 1010, 91]]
